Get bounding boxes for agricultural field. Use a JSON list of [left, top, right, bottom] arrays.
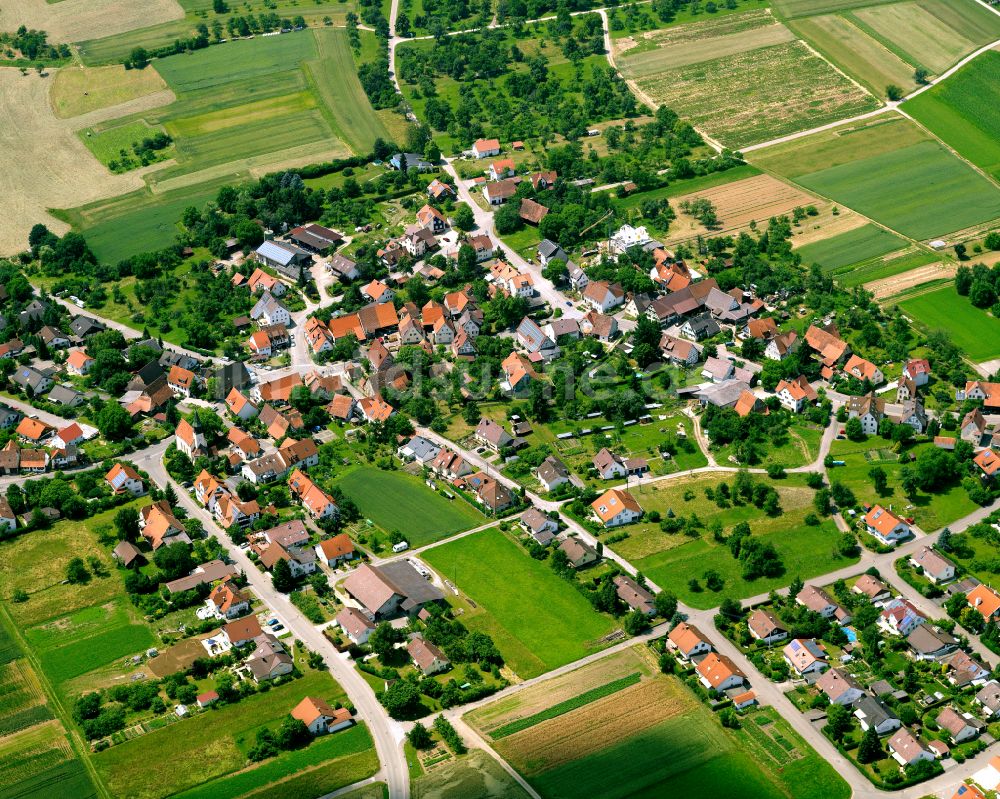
[[773, 0, 898, 16], [614, 473, 854, 608], [91, 670, 359, 799], [617, 9, 878, 148], [478, 658, 847, 799], [422, 529, 619, 679], [755, 116, 1000, 240], [905, 51, 1000, 181], [411, 750, 533, 799], [898, 285, 1000, 363], [828, 435, 980, 530], [795, 223, 908, 272], [0, 0, 183, 44], [51, 65, 173, 119], [79, 120, 173, 171], [848, 251, 947, 294], [0, 720, 98, 799], [334, 466, 486, 548]]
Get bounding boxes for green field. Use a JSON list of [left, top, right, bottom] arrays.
[[796, 224, 908, 272], [616, 474, 855, 608], [93, 670, 351, 799], [422, 530, 618, 678], [835, 249, 940, 289], [335, 467, 485, 547], [0, 722, 97, 799], [905, 51, 1000, 181], [898, 285, 1000, 362], [795, 139, 1000, 239], [773, 0, 900, 17], [79, 120, 172, 171], [410, 750, 533, 799]]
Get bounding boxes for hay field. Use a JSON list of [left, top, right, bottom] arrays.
[[0, 0, 183, 43], [51, 65, 171, 119], [0, 69, 157, 255], [773, 0, 899, 17], [625, 32, 878, 148], [789, 14, 916, 94]]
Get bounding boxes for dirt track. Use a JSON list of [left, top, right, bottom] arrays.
[[0, 0, 183, 43]]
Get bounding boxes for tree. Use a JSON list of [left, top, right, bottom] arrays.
[[96, 401, 134, 441], [914, 67, 929, 84], [844, 417, 865, 441], [407, 721, 433, 749], [369, 621, 404, 659], [271, 558, 296, 592], [824, 704, 852, 741], [66, 557, 90, 584], [813, 488, 831, 516], [114, 507, 140, 542], [127, 46, 149, 69], [857, 724, 883, 763], [623, 609, 649, 636], [275, 715, 310, 750], [654, 590, 677, 619], [452, 204, 475, 231], [381, 680, 422, 719], [886, 84, 903, 101], [868, 465, 888, 496]]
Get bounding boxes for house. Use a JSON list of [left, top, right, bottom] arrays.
[[680, 313, 721, 342], [696, 653, 745, 692], [844, 354, 885, 385], [961, 408, 987, 443], [963, 380, 1000, 410], [701, 356, 735, 383], [558, 536, 600, 568], [783, 638, 828, 675], [140, 502, 190, 549], [854, 696, 901, 735], [292, 696, 353, 735], [864, 505, 911, 546], [207, 580, 251, 620], [947, 650, 991, 687], [342, 561, 444, 618], [537, 239, 567, 267], [222, 615, 264, 647], [51, 422, 85, 450], [415, 203, 448, 234], [796, 585, 839, 618], [105, 463, 145, 496], [520, 508, 558, 545], [336, 607, 376, 645], [847, 393, 885, 436], [976, 681, 1000, 717], [659, 334, 701, 366], [592, 448, 627, 480], [0, 497, 15, 533], [389, 152, 433, 171], [667, 622, 712, 660], [11, 366, 52, 395], [288, 223, 342, 254], [968, 584, 1000, 623], [582, 281, 625, 313], [581, 311, 618, 342], [250, 292, 290, 327], [472, 138, 501, 158], [909, 547, 955, 584], [747, 609, 788, 644], [887, 728, 933, 767], [466, 234, 495, 261], [466, 472, 514, 513], [903, 358, 931, 386], [483, 180, 518, 205], [590, 488, 643, 528], [907, 625, 958, 661], [288, 469, 339, 519], [167, 365, 196, 397], [430, 448, 472, 480], [937, 706, 982, 744], [49, 384, 85, 408], [897, 377, 919, 403], [474, 418, 513, 451], [427, 178, 454, 200], [70, 315, 106, 338], [66, 349, 94, 376], [775, 376, 817, 413], [175, 418, 207, 459], [805, 323, 850, 367], [245, 267, 286, 296], [316, 533, 355, 567], [734, 390, 764, 418], [536, 455, 571, 491], [878, 598, 926, 636], [408, 637, 450, 675], [196, 690, 218, 709], [612, 575, 656, 615], [609, 224, 651, 254], [225, 388, 258, 422], [698, 380, 753, 410], [744, 317, 778, 340], [519, 198, 549, 226], [164, 560, 239, 594], [816, 668, 864, 706], [974, 448, 1000, 480], [853, 574, 891, 604], [515, 317, 556, 358], [488, 157, 515, 181], [529, 169, 557, 189], [892, 399, 928, 434], [254, 240, 312, 280]]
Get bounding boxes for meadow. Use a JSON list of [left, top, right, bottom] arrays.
[[614, 474, 856, 608], [51, 64, 171, 119], [491, 669, 847, 799], [92, 670, 351, 799], [620, 11, 878, 148], [796, 223, 908, 272], [898, 285, 1000, 362], [335, 467, 485, 547], [795, 139, 1000, 240], [773, 0, 899, 16], [79, 120, 172, 171], [422, 529, 618, 679], [905, 51, 1000, 181]]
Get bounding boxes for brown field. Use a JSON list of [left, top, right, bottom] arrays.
[[865, 261, 953, 299], [465, 647, 655, 736], [146, 636, 212, 678], [0, 69, 170, 256], [788, 208, 867, 248], [51, 65, 171, 119], [663, 173, 828, 245], [495, 679, 685, 775], [0, 0, 184, 44]]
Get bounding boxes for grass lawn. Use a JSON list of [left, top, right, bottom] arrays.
[[334, 467, 485, 547], [795, 138, 1000, 239], [712, 421, 824, 469], [92, 670, 349, 799], [898, 285, 1000, 361], [422, 529, 618, 679], [828, 436, 979, 531], [795, 223, 908, 273], [905, 50, 1000, 181], [615, 474, 855, 608], [495, 669, 847, 799]]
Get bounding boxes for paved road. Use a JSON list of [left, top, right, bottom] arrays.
[[2, 393, 98, 438], [145, 449, 411, 799]]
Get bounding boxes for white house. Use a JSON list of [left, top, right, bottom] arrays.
[[590, 489, 643, 528], [864, 505, 911, 546]]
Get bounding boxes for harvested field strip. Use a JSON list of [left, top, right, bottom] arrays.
[[0, 659, 48, 720], [491, 673, 642, 739], [840, 250, 941, 291], [671, 173, 819, 235], [625, 8, 775, 50], [796, 223, 907, 272], [0, 0, 183, 43], [497, 679, 686, 774], [773, 0, 900, 17], [851, 3, 975, 74], [0, 721, 73, 789], [621, 23, 794, 76]]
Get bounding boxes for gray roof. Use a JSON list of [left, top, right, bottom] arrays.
[[70, 316, 106, 337], [698, 379, 751, 408], [377, 561, 444, 612], [906, 624, 957, 656], [854, 696, 898, 729], [538, 239, 566, 260], [400, 435, 440, 462], [256, 240, 309, 267], [683, 313, 722, 339], [48, 384, 83, 405]]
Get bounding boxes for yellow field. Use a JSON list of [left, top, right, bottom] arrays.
[[0, 0, 183, 43], [0, 659, 48, 719], [51, 65, 172, 119], [854, 2, 979, 74]]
